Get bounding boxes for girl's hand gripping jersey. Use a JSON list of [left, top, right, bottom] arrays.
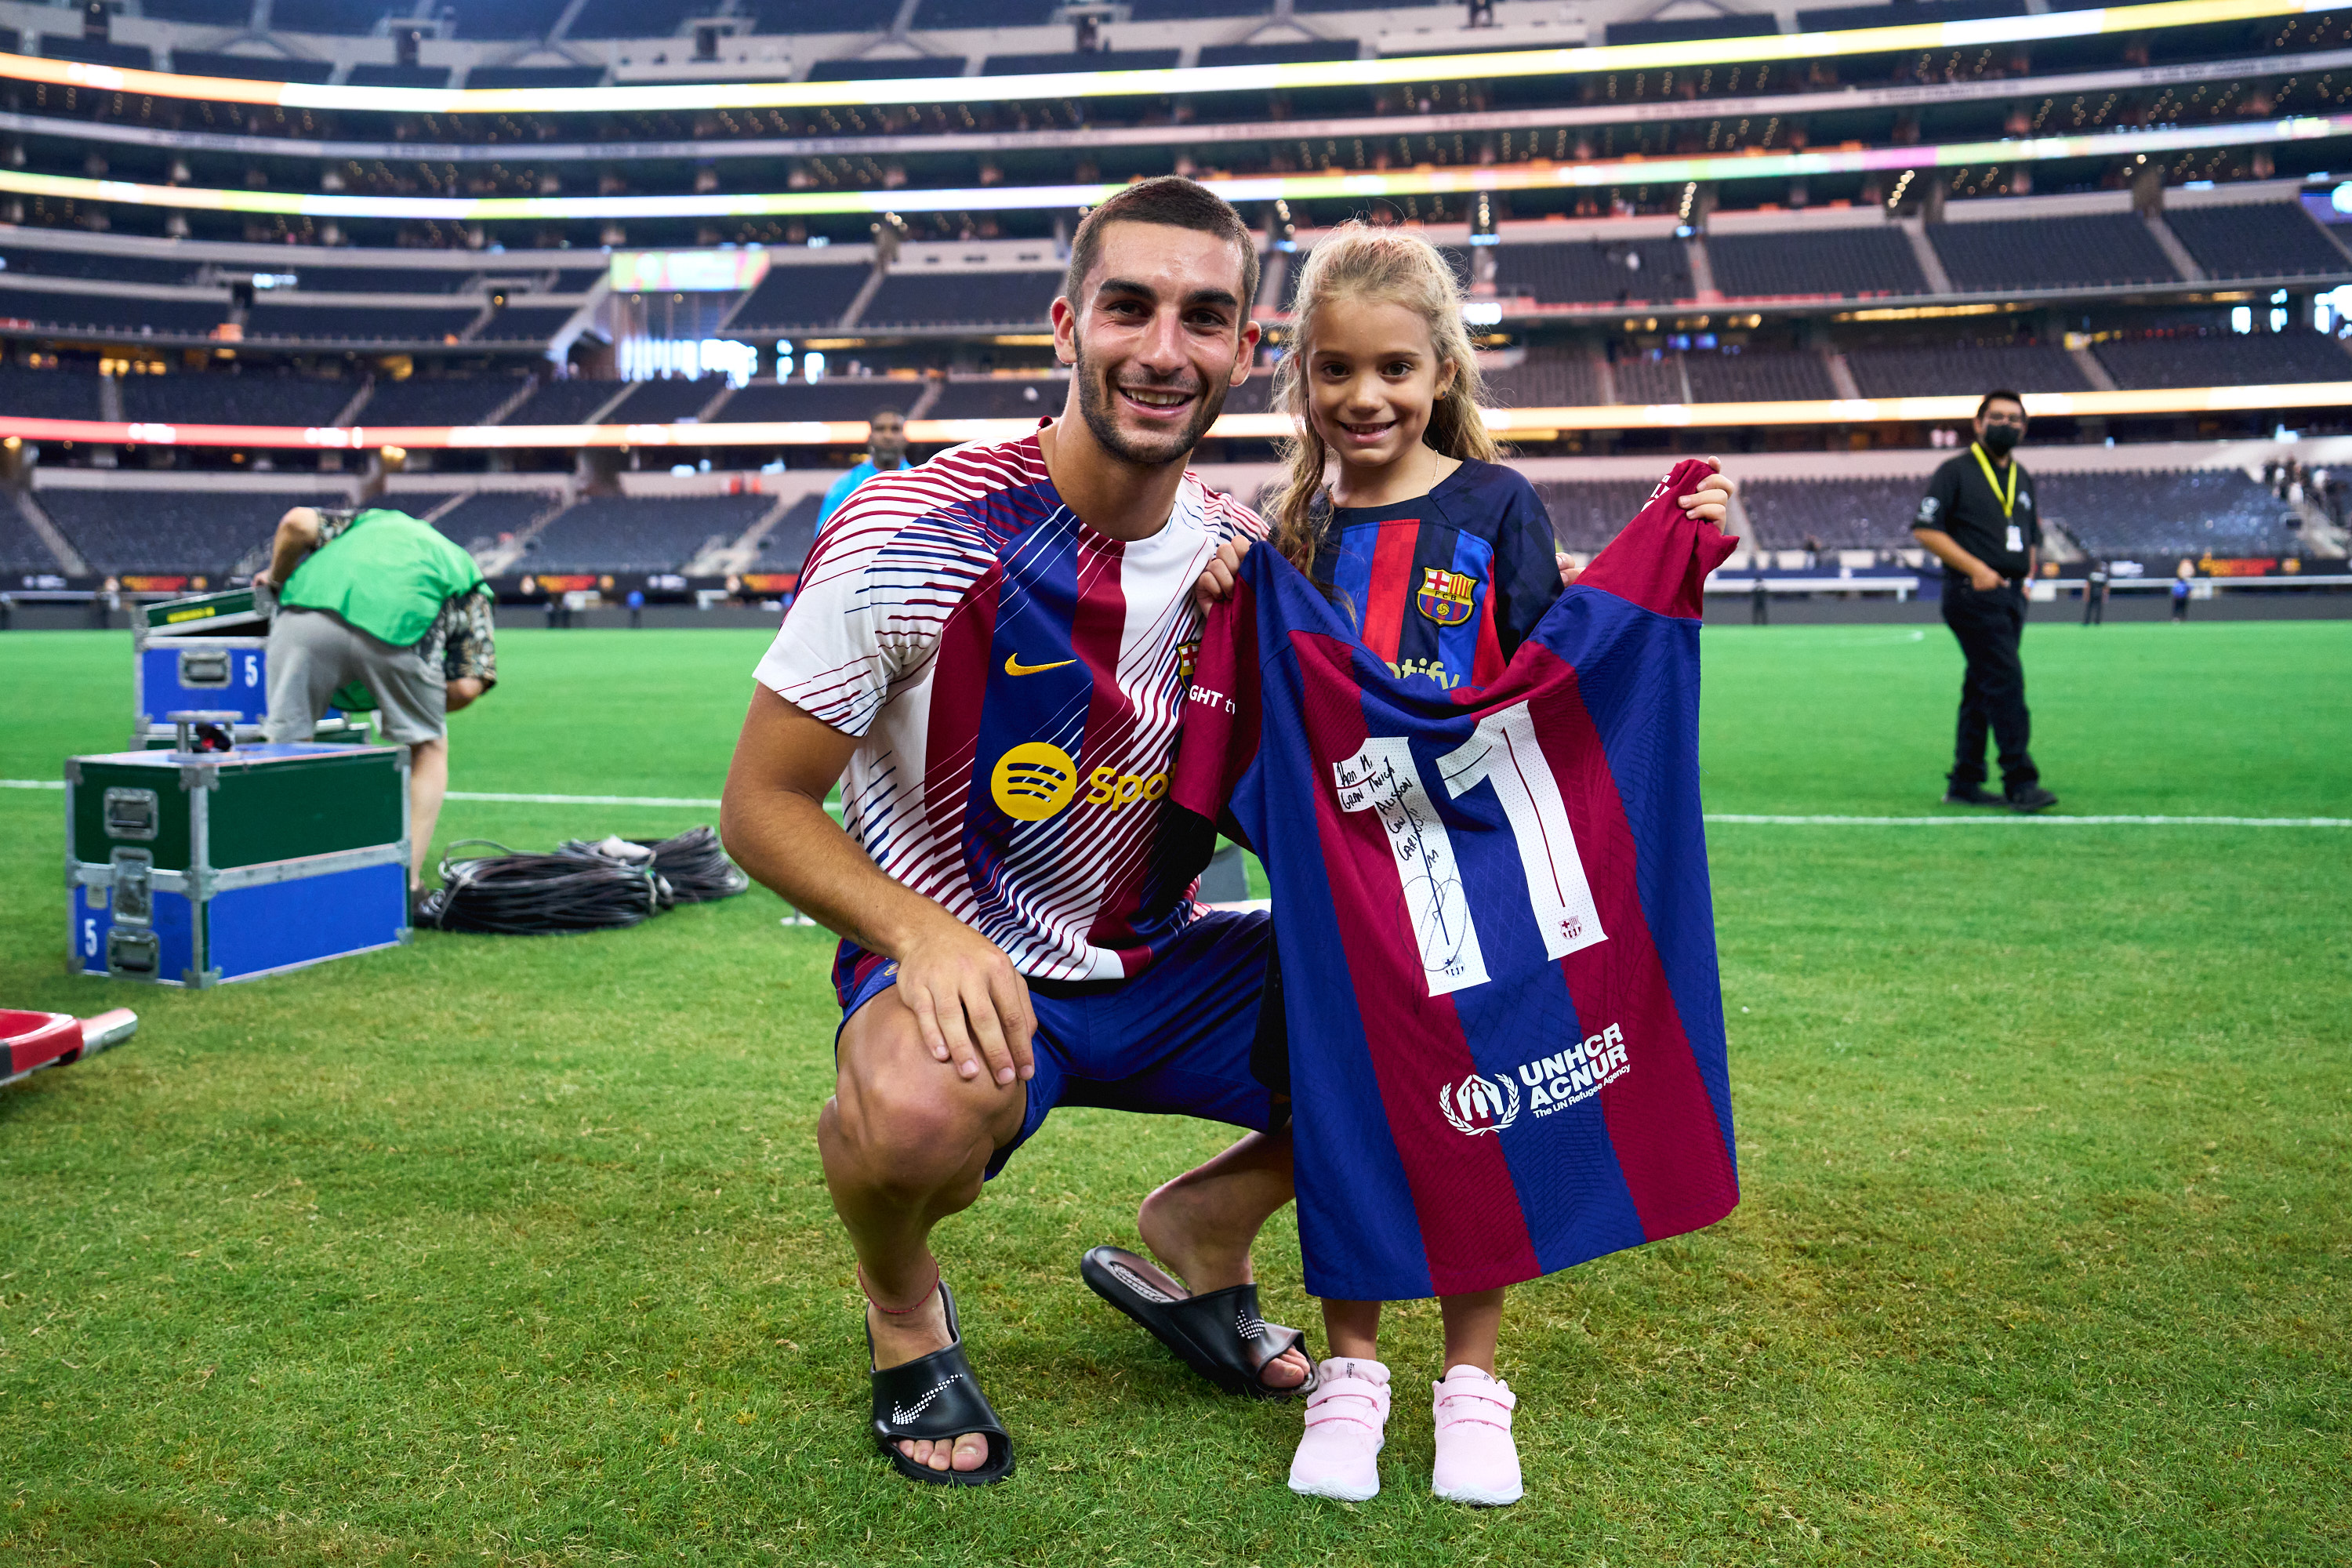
[[1171, 459, 1740, 1302]]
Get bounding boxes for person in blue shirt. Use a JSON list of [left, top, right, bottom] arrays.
[[816, 407, 911, 526]]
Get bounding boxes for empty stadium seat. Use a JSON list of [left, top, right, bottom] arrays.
[[2164, 204, 2352, 281], [0, 366, 103, 422], [606, 379, 724, 423], [2038, 469, 2303, 558], [474, 305, 584, 343], [0, 249, 202, 286], [282, 267, 474, 294], [1681, 350, 1838, 403], [1739, 477, 1925, 551], [1930, 214, 2179, 292], [39, 488, 347, 574], [244, 303, 482, 343], [426, 492, 567, 546], [352, 378, 525, 426], [2094, 332, 2352, 390], [1704, 229, 1928, 299], [506, 380, 629, 426], [527, 495, 774, 572], [1532, 481, 1661, 553], [747, 495, 824, 572], [1494, 239, 1690, 307], [717, 381, 924, 422], [0, 289, 229, 337], [120, 375, 354, 427], [925, 379, 1064, 420], [1844, 343, 2092, 397], [0, 502, 64, 572], [724, 264, 873, 334], [861, 271, 1059, 329]]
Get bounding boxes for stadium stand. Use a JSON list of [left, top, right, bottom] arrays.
[[1495, 238, 1690, 307], [860, 271, 1061, 329], [0, 250, 202, 286], [1610, 354, 1687, 404], [1196, 39, 1361, 64], [604, 379, 724, 423], [1929, 215, 2180, 293], [2162, 203, 2351, 281], [1795, 0, 2025, 24], [2093, 332, 2352, 389], [140, 0, 252, 23], [350, 378, 524, 427], [0, 290, 229, 337], [526, 495, 773, 573], [0, 365, 103, 422], [911, 0, 1061, 25], [468, 66, 607, 89], [1844, 342, 2094, 397], [169, 53, 336, 84], [475, 305, 586, 343], [38, 37, 151, 69], [426, 492, 568, 546], [242, 303, 483, 344], [746, 495, 823, 572], [1680, 349, 1840, 403], [1704, 229, 1929, 299], [715, 381, 924, 422], [1221, 375, 1276, 416], [281, 268, 474, 295], [347, 64, 453, 88], [0, 503, 62, 572], [550, 269, 608, 293], [1606, 13, 1777, 42], [449, 1, 573, 42], [924, 379, 1064, 420], [39, 488, 346, 575], [722, 265, 873, 334], [1481, 350, 1603, 410], [804, 57, 971, 82], [2038, 469, 2303, 557], [1534, 481, 1662, 553], [505, 379, 627, 426], [1738, 477, 1925, 550], [567, 0, 703, 39], [119, 374, 353, 428], [982, 50, 1182, 74]]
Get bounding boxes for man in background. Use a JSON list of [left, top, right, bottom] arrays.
[[1912, 391, 2058, 813], [816, 407, 910, 526], [254, 504, 496, 894]]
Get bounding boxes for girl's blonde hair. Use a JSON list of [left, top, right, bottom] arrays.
[[1265, 223, 1497, 575]]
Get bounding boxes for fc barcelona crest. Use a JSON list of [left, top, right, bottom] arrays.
[[1414, 566, 1478, 626]]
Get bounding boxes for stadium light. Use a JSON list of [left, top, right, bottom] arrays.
[[0, 0, 2335, 115], [8, 383, 2350, 452], [0, 111, 2343, 222]]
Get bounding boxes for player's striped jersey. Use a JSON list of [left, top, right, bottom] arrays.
[[1171, 459, 1739, 1301], [754, 429, 1264, 983]]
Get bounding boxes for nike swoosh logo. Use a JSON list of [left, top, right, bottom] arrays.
[[1004, 654, 1077, 677]]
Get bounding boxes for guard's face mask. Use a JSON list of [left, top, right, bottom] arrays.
[[1979, 422, 2023, 456]]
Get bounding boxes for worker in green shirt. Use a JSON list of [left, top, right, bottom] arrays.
[[254, 504, 498, 895]]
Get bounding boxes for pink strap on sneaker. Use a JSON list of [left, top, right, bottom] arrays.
[[1304, 1373, 1392, 1432], [1290, 1359, 1391, 1501], [1431, 1367, 1522, 1506], [1432, 1370, 1516, 1433]]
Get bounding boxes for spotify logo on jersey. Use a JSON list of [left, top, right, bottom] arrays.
[[990, 742, 1080, 821]]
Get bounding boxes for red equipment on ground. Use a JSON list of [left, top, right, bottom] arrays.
[[1, 1007, 136, 1089]]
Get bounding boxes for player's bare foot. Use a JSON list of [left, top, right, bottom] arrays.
[[1137, 1177, 1311, 1391], [867, 1295, 991, 1473]]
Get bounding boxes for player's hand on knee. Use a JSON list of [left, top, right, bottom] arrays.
[[1682, 458, 1736, 526], [1192, 537, 1253, 615], [896, 922, 1035, 1089]]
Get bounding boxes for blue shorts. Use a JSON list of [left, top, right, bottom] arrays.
[[832, 909, 1282, 1178]]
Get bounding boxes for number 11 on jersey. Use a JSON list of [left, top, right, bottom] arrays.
[[1438, 701, 1608, 964]]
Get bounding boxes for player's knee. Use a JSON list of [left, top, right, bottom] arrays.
[[836, 1021, 1000, 1184]]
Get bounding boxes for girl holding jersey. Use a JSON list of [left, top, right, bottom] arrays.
[[1193, 223, 1733, 1505]]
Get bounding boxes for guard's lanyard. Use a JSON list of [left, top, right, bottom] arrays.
[[1971, 442, 2019, 520]]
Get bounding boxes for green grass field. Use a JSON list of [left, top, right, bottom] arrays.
[[2, 621, 2347, 1566]]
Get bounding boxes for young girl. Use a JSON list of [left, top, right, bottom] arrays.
[[1200, 223, 1733, 1507]]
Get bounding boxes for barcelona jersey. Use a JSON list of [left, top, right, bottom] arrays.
[[753, 430, 1263, 983], [1171, 459, 1740, 1301], [1312, 458, 1563, 696]]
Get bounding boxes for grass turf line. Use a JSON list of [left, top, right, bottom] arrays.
[[0, 622, 2346, 1566]]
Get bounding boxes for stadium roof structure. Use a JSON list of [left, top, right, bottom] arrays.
[[7, 383, 2350, 452], [0, 0, 2336, 114], [2, 113, 2344, 223]]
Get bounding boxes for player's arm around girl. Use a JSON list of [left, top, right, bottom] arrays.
[[1191, 223, 1735, 1506]]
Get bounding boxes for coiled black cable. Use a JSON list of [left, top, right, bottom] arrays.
[[416, 828, 750, 935], [418, 839, 667, 935]]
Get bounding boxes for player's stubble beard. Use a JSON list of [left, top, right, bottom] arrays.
[[1070, 325, 1235, 469]]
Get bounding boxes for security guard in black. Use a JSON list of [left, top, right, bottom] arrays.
[[1912, 391, 2055, 811]]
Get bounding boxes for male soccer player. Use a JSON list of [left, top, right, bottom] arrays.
[[720, 178, 1310, 1488], [815, 407, 910, 526], [1912, 392, 2058, 813]]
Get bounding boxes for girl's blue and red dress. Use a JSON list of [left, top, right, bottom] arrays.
[[1310, 458, 1563, 695]]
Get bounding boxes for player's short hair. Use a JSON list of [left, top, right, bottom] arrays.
[[1977, 389, 2026, 418], [869, 407, 905, 425], [1062, 176, 1259, 325]]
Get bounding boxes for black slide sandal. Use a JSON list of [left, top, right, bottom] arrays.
[[1080, 1246, 1314, 1401], [867, 1281, 1016, 1486]]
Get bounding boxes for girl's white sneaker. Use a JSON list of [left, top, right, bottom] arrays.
[[1430, 1365, 1522, 1505], [1287, 1356, 1391, 1501]]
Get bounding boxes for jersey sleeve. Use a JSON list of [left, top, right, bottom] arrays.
[[1915, 461, 1962, 532], [1488, 470, 1568, 659], [1575, 459, 1738, 619], [814, 466, 861, 527], [1168, 571, 1265, 838], [750, 494, 927, 738]]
